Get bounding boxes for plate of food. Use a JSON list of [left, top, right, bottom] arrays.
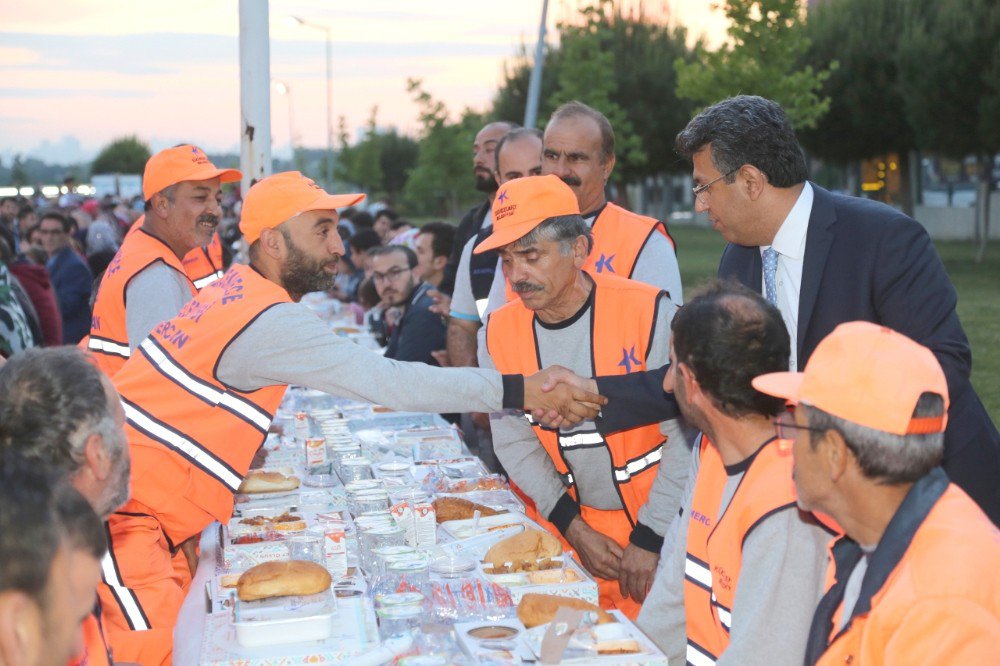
[[236, 470, 301, 496], [480, 529, 564, 575], [441, 512, 527, 540]]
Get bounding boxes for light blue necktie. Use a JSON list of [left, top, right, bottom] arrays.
[[763, 247, 779, 306]]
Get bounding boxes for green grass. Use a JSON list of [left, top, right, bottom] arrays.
[[670, 226, 1000, 419]]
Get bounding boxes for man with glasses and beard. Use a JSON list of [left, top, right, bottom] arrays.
[[0, 348, 132, 666], [371, 245, 446, 367], [101, 171, 608, 662], [438, 121, 518, 296], [86, 145, 241, 377]]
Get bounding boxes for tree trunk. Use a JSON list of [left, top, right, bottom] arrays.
[[975, 154, 992, 263], [898, 150, 914, 217]]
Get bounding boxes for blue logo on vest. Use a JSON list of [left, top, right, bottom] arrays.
[[595, 253, 615, 273], [618, 346, 640, 373]]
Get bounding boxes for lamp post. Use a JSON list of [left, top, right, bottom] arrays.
[[272, 80, 296, 162], [289, 15, 333, 188], [524, 0, 550, 129]]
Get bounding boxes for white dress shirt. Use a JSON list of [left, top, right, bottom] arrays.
[[760, 182, 813, 371]]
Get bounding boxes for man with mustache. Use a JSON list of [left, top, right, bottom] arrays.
[[478, 174, 690, 619], [87, 145, 241, 377], [0, 348, 134, 666], [438, 120, 518, 296], [371, 244, 446, 366], [101, 171, 606, 662], [541, 101, 683, 304]]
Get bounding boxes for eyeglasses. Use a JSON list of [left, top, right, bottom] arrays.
[[372, 266, 411, 283], [692, 167, 739, 204], [773, 410, 826, 440]]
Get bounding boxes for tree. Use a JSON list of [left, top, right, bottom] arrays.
[[402, 79, 482, 216], [491, 42, 563, 125], [897, 0, 999, 259], [91, 135, 151, 174], [10, 155, 28, 187], [675, 0, 836, 130], [800, 0, 918, 211]]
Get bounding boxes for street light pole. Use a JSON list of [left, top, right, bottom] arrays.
[[524, 0, 550, 129], [290, 16, 334, 188]]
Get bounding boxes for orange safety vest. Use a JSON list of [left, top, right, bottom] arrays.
[[503, 202, 675, 302], [811, 477, 1000, 666], [182, 234, 226, 290], [488, 271, 667, 525], [683, 435, 798, 666], [68, 607, 112, 666], [112, 264, 290, 544], [88, 228, 195, 376]]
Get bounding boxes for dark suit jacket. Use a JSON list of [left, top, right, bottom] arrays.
[[597, 184, 999, 523], [46, 246, 93, 344]]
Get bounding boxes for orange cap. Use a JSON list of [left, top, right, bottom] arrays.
[[474, 174, 581, 254], [142, 145, 242, 200], [753, 322, 949, 435], [239, 171, 365, 244]]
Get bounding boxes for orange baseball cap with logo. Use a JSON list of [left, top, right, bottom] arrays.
[[239, 171, 365, 244], [474, 174, 581, 254], [753, 321, 949, 435], [142, 145, 242, 200]]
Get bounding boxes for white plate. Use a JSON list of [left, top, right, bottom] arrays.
[[441, 513, 525, 540]]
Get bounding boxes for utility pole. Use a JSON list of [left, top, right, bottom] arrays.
[[238, 0, 273, 193], [524, 0, 550, 129]]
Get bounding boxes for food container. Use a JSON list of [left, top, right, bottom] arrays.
[[340, 457, 374, 482], [286, 533, 325, 563], [232, 589, 335, 648], [376, 604, 422, 641]]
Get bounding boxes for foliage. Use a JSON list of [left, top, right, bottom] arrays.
[[91, 135, 151, 175], [401, 79, 483, 217], [800, 0, 914, 164], [335, 108, 419, 204], [490, 1, 696, 180], [675, 0, 836, 130]]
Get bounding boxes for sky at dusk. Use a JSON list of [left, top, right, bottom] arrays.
[[0, 0, 727, 164]]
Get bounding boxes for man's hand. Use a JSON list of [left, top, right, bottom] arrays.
[[526, 366, 601, 428], [428, 289, 452, 317], [565, 516, 623, 580], [471, 412, 491, 431], [180, 538, 200, 577], [524, 368, 606, 426], [431, 349, 452, 367], [618, 543, 660, 602]]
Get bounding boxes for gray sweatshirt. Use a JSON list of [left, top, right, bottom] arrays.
[[636, 440, 830, 665], [216, 302, 506, 414], [480, 289, 690, 538], [125, 262, 193, 351]]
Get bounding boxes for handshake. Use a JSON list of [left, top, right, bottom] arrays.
[[522, 365, 603, 427]]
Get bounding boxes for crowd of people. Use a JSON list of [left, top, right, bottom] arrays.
[[0, 94, 997, 666]]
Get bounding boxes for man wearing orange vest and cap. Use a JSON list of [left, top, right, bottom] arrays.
[[477, 174, 691, 619], [87, 145, 241, 376], [634, 281, 832, 666], [125, 216, 228, 290], [0, 348, 132, 666], [99, 171, 607, 663], [753, 322, 1000, 665]]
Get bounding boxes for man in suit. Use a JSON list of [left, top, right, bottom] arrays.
[[544, 95, 999, 525]]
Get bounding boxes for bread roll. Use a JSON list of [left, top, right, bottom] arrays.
[[527, 568, 582, 585], [516, 593, 614, 628], [433, 496, 502, 523], [236, 560, 331, 601], [238, 471, 300, 494], [483, 529, 561, 571]]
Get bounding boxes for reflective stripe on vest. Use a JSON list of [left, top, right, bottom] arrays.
[[684, 436, 798, 663], [89, 228, 194, 376], [488, 271, 667, 524], [100, 549, 150, 631], [88, 335, 131, 359], [122, 397, 244, 491], [192, 270, 225, 290], [138, 337, 270, 433]]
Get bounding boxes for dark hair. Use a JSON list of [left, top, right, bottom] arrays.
[[0, 457, 104, 603], [369, 244, 417, 269], [495, 127, 544, 173], [806, 392, 946, 485], [672, 279, 790, 418], [16, 205, 35, 221], [348, 228, 382, 253], [375, 208, 399, 222], [39, 210, 72, 233], [548, 101, 615, 162], [389, 219, 413, 232], [0, 347, 116, 474], [356, 275, 380, 309], [514, 214, 593, 255], [0, 196, 16, 207], [675, 95, 808, 188], [351, 211, 375, 230], [417, 222, 456, 259]]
